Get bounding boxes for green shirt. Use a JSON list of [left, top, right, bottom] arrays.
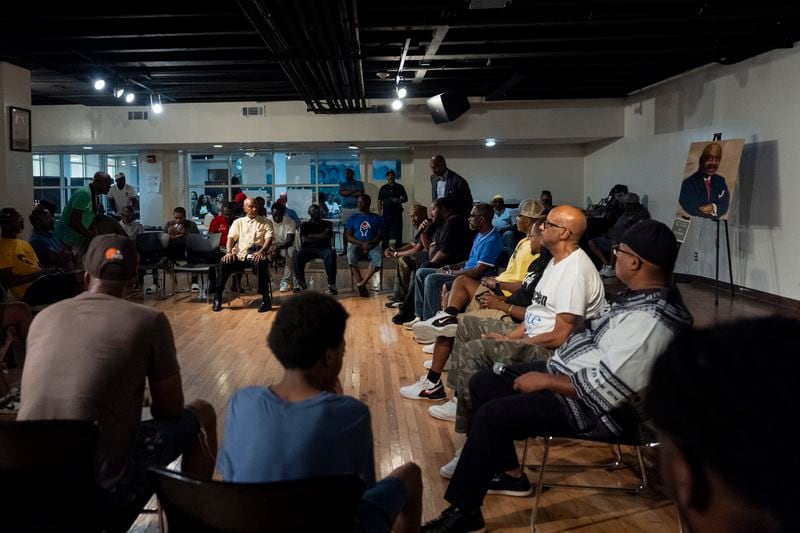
[[55, 186, 95, 246]]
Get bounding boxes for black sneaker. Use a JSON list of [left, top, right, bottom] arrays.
[[328, 284, 338, 295], [487, 471, 532, 497], [293, 282, 307, 293], [392, 312, 414, 325], [422, 505, 485, 533]]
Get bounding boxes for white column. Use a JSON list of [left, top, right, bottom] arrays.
[[0, 62, 33, 221]]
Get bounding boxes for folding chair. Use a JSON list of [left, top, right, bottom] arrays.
[[136, 232, 170, 299], [172, 233, 221, 300]]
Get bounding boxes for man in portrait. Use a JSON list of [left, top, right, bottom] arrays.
[[679, 142, 730, 218]]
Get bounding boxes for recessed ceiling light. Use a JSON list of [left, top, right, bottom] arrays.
[[213, 144, 223, 148], [83, 146, 93, 150], [485, 138, 496, 147], [348, 145, 358, 150], [391, 99, 403, 111], [93, 79, 106, 91]]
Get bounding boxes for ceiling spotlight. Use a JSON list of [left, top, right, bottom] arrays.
[[396, 87, 407, 99], [213, 144, 223, 148], [485, 138, 497, 147], [93, 79, 106, 91], [376, 71, 391, 80], [114, 87, 124, 99], [124, 91, 135, 103], [150, 94, 163, 114], [391, 99, 403, 111], [83, 146, 93, 150]]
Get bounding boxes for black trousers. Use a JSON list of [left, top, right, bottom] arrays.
[[294, 247, 337, 286], [214, 257, 270, 301], [444, 361, 574, 510], [381, 213, 403, 249]]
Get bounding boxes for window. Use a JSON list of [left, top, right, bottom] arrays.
[[187, 150, 361, 221], [32, 153, 140, 218]]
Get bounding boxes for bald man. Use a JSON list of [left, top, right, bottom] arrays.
[[679, 142, 730, 218], [443, 205, 606, 433], [430, 155, 473, 218]]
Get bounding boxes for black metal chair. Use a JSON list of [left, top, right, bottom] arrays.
[[523, 425, 659, 530], [148, 468, 364, 532], [172, 233, 222, 299], [0, 419, 103, 532], [136, 232, 171, 299]]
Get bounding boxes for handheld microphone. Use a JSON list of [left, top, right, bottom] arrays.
[[492, 362, 522, 379]]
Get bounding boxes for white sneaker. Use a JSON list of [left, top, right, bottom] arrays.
[[423, 344, 435, 355], [399, 375, 446, 401], [429, 397, 457, 422], [423, 358, 433, 368], [599, 265, 616, 278], [191, 283, 200, 293], [413, 311, 459, 341], [440, 448, 462, 479], [415, 337, 435, 345], [279, 281, 290, 292], [403, 317, 421, 330]]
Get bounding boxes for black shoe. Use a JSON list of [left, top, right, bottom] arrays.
[[293, 282, 307, 293], [328, 284, 338, 295], [487, 471, 532, 497], [422, 505, 485, 533], [357, 285, 369, 298], [385, 301, 402, 309], [392, 312, 413, 325], [258, 299, 271, 313], [387, 295, 398, 302], [212, 296, 222, 312]]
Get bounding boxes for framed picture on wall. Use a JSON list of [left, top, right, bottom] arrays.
[[372, 159, 401, 181], [9, 106, 31, 152]]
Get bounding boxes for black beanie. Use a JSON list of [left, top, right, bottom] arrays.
[[620, 220, 678, 271]]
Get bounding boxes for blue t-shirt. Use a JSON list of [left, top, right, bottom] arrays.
[[217, 387, 376, 486], [339, 180, 364, 209], [492, 209, 512, 231], [465, 228, 503, 272], [346, 212, 383, 242]]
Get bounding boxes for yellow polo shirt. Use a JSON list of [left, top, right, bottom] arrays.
[[0, 238, 42, 298], [496, 238, 538, 296]]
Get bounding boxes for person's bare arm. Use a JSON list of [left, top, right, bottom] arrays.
[[521, 313, 581, 349], [513, 372, 576, 397], [148, 373, 185, 419], [69, 208, 93, 239]]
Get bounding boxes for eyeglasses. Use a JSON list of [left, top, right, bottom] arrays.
[[612, 244, 637, 258], [542, 219, 571, 233]]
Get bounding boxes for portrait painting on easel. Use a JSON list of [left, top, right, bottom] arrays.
[[677, 139, 744, 221]]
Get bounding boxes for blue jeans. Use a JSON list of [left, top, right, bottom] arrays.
[[414, 268, 456, 320]]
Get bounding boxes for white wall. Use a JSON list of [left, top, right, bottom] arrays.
[[0, 62, 32, 228], [584, 44, 800, 300]]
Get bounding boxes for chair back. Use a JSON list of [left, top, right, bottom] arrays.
[[185, 232, 221, 258], [0, 419, 102, 531], [149, 468, 364, 532], [136, 231, 170, 257]]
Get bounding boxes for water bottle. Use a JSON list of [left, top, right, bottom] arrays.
[[308, 278, 316, 291]]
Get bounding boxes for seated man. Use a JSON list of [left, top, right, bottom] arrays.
[[402, 219, 551, 421], [268, 201, 297, 292], [423, 220, 692, 532], [412, 198, 544, 341], [392, 197, 472, 325], [294, 204, 338, 296], [410, 203, 504, 326], [589, 192, 650, 277], [163, 206, 200, 292], [119, 206, 144, 240], [0, 208, 83, 306], [385, 204, 429, 307], [434, 206, 605, 434], [212, 197, 274, 313], [28, 207, 75, 270], [649, 317, 796, 533], [18, 235, 217, 531], [217, 292, 422, 533], [344, 194, 383, 298]]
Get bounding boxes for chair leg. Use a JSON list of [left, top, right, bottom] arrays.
[[530, 436, 552, 531]]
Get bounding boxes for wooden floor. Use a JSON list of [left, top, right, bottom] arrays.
[[108, 278, 797, 531]]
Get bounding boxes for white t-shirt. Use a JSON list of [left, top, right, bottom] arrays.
[[108, 184, 137, 211], [269, 216, 296, 245], [523, 248, 605, 338]]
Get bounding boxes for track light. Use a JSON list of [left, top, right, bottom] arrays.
[[93, 79, 106, 91], [124, 91, 135, 103], [396, 87, 407, 99], [150, 94, 163, 114], [485, 138, 496, 147], [114, 87, 124, 98], [391, 99, 403, 111]]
